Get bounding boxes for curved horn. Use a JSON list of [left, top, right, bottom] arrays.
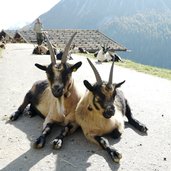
[[108, 60, 115, 85], [87, 58, 102, 85], [61, 32, 77, 64], [44, 32, 56, 64]]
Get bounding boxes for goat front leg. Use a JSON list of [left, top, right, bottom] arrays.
[[125, 101, 148, 133], [52, 122, 78, 149], [94, 136, 122, 163], [33, 118, 53, 149]]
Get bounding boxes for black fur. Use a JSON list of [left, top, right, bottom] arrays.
[[110, 128, 122, 139], [33, 123, 54, 148], [28, 104, 45, 119], [125, 101, 148, 133], [10, 80, 48, 121], [30, 80, 49, 105], [52, 123, 73, 149], [95, 136, 122, 163]]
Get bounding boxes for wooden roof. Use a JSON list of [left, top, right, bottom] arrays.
[[10, 29, 127, 52], [0, 30, 16, 41]]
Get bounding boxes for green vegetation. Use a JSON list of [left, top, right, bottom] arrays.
[[116, 59, 171, 80], [79, 53, 171, 80]]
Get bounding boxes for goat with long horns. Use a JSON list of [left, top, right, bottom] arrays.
[[74, 58, 148, 163], [10, 32, 82, 149]]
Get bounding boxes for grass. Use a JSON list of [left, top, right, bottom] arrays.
[[78, 53, 171, 80], [116, 59, 171, 80]]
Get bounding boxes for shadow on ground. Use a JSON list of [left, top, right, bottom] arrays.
[[1, 112, 121, 171]]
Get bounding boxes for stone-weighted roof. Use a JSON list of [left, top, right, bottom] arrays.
[[14, 29, 127, 52], [0, 30, 16, 42]]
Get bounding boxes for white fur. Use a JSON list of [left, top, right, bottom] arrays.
[[105, 52, 112, 61], [97, 49, 106, 62], [56, 96, 65, 115]]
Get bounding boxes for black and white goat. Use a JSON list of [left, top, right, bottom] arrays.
[[75, 58, 148, 162], [10, 32, 82, 148], [56, 49, 73, 60], [70, 44, 89, 54], [95, 46, 123, 62]]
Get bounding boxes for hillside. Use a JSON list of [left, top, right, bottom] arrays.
[[32, 0, 171, 69]]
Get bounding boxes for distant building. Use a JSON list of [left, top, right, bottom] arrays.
[[0, 30, 16, 43], [1, 29, 127, 53]]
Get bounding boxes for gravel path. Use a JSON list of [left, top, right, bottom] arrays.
[[0, 43, 171, 171]]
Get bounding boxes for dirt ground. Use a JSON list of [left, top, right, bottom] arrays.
[[0, 43, 171, 171]]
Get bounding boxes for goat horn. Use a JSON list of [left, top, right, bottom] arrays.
[[108, 60, 115, 85], [44, 32, 56, 64], [61, 32, 77, 64], [87, 58, 102, 85]]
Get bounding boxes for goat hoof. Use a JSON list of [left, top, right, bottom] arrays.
[[52, 138, 63, 150], [110, 149, 122, 163], [33, 136, 45, 149], [9, 112, 20, 121], [139, 124, 148, 134]]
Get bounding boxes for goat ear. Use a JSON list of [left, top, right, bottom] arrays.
[[35, 63, 47, 71], [84, 80, 94, 92], [115, 80, 126, 88], [70, 61, 82, 72]]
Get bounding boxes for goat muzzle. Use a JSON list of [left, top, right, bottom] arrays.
[[52, 84, 64, 98], [103, 106, 115, 119]]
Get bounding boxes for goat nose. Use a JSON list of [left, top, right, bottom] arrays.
[[54, 84, 61, 90], [103, 106, 115, 119], [52, 84, 64, 97]]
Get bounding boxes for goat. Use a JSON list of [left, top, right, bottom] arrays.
[[56, 49, 73, 60], [95, 45, 123, 62], [109, 51, 123, 62], [32, 44, 56, 55], [96, 45, 110, 62], [0, 42, 5, 49], [74, 58, 148, 163], [10, 32, 82, 149], [70, 44, 89, 54]]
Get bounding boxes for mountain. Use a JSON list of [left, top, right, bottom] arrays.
[[36, 0, 171, 69]]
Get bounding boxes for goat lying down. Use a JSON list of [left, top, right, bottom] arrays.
[[10, 32, 82, 148], [32, 44, 57, 55], [74, 58, 148, 163], [32, 45, 49, 55], [95, 46, 123, 62]]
